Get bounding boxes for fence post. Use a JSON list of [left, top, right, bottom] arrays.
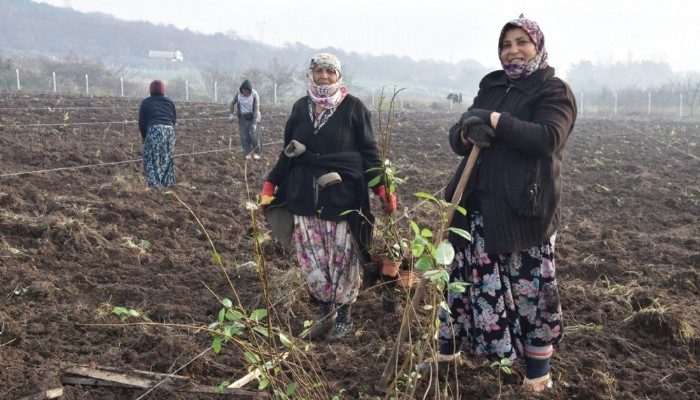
[[580, 92, 584, 116], [16, 69, 20, 90], [53, 72, 57, 93], [186, 80, 189, 101], [614, 92, 618, 116], [120, 77, 124, 97], [214, 81, 218, 103], [647, 92, 651, 116], [680, 93, 683, 118], [274, 82, 278, 104], [85, 74, 89, 95]]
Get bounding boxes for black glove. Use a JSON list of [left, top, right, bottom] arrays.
[[461, 116, 496, 148], [459, 108, 492, 125]]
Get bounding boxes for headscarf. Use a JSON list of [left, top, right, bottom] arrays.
[[149, 79, 165, 95], [307, 53, 348, 109], [498, 15, 548, 80]]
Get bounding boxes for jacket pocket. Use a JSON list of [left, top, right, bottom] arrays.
[[318, 179, 356, 209], [504, 168, 542, 218]]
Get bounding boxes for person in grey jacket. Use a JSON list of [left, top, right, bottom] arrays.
[[433, 15, 577, 393], [229, 80, 262, 160]]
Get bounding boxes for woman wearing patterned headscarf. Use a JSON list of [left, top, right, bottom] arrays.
[[261, 53, 396, 341], [138, 79, 177, 189], [431, 15, 577, 392]]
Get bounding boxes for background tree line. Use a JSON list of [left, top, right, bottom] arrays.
[[1, 0, 699, 116]]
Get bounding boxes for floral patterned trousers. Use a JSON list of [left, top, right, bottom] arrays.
[[293, 215, 361, 307], [143, 124, 175, 189], [439, 213, 563, 362]]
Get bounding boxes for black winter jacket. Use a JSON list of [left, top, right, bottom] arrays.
[[446, 67, 577, 254], [138, 94, 176, 140], [266, 95, 382, 249]]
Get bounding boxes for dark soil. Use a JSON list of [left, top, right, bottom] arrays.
[[1, 92, 699, 399]]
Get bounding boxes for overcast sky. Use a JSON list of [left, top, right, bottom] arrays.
[[35, 0, 694, 76]]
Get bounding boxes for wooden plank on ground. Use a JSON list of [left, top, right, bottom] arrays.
[[62, 366, 154, 388], [61, 364, 269, 397], [229, 352, 289, 389], [18, 388, 64, 400]]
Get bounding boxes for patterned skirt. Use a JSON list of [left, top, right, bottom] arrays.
[[439, 213, 563, 362], [292, 215, 361, 306], [143, 124, 176, 189]]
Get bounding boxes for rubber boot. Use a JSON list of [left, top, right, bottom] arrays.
[[308, 301, 334, 341], [328, 304, 353, 340]]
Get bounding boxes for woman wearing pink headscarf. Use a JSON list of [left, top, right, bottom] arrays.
[[433, 15, 577, 392], [261, 53, 396, 341]]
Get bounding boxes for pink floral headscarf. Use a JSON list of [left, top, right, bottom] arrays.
[[498, 15, 549, 80], [307, 53, 348, 109]]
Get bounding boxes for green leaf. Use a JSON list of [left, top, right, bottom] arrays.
[[230, 309, 245, 320], [414, 192, 437, 201], [415, 256, 433, 271], [258, 377, 270, 390], [410, 240, 425, 258], [285, 381, 298, 396], [420, 228, 433, 238], [224, 325, 243, 337], [212, 335, 222, 353], [243, 351, 260, 364], [410, 220, 420, 235], [448, 227, 471, 241], [368, 176, 381, 187], [279, 333, 294, 348], [448, 281, 470, 293], [221, 298, 233, 308], [252, 326, 270, 337], [250, 308, 268, 322], [213, 252, 221, 263], [218, 308, 225, 323], [434, 241, 455, 265]]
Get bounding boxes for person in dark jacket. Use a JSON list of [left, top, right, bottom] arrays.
[[261, 53, 396, 341], [138, 79, 177, 189], [229, 80, 262, 160], [433, 15, 577, 393]]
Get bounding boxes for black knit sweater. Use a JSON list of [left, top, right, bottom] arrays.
[[446, 67, 577, 254], [266, 94, 382, 250]]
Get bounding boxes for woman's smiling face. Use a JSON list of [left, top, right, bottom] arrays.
[[500, 27, 537, 65]]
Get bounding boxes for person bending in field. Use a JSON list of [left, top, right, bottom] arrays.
[[138, 79, 177, 189], [432, 14, 577, 393]]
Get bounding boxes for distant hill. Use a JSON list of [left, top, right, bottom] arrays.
[[0, 0, 489, 99]]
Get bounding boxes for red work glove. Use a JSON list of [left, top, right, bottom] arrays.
[[260, 181, 276, 207], [373, 185, 397, 213]]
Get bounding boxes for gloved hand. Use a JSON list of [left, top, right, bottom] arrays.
[[260, 181, 276, 207], [373, 185, 397, 213], [459, 108, 492, 125], [461, 116, 496, 148], [228, 114, 235, 122]]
